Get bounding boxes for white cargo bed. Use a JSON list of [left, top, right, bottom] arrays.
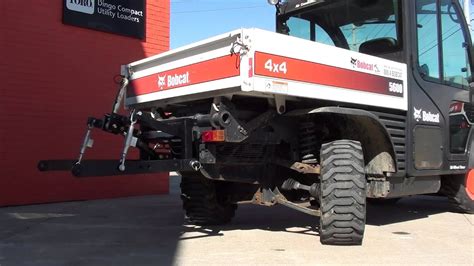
[[123, 28, 408, 111]]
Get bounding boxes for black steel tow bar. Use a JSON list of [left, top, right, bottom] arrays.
[[38, 159, 201, 178]]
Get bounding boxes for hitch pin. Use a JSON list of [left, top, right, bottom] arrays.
[[76, 123, 94, 165], [118, 111, 139, 172]]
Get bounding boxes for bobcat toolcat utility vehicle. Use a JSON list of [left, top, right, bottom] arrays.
[[39, 0, 474, 245]]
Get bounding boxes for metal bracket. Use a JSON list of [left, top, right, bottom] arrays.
[[367, 180, 391, 198], [290, 162, 321, 174], [252, 189, 277, 206], [199, 145, 216, 164], [76, 123, 94, 165], [274, 94, 286, 114], [273, 159, 321, 175], [137, 112, 182, 137], [112, 77, 129, 114], [118, 110, 138, 172]]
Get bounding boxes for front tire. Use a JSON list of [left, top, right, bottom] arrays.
[[441, 173, 474, 214], [180, 172, 237, 225], [319, 140, 367, 245]]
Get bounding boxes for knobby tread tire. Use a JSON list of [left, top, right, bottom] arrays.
[[441, 175, 474, 214], [319, 140, 366, 245], [180, 173, 237, 225]]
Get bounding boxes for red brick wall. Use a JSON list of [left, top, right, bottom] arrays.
[[0, 0, 170, 206]]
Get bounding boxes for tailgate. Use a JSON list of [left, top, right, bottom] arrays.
[[123, 29, 245, 108]]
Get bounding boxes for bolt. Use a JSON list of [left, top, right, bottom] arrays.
[[238, 126, 248, 136], [279, 105, 286, 114], [190, 161, 202, 171], [118, 163, 126, 172]]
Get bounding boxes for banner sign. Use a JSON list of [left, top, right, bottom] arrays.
[[63, 0, 146, 39]]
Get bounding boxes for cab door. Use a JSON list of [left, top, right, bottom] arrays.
[[409, 0, 473, 174]]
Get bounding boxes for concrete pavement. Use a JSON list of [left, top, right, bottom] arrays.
[[0, 176, 473, 265]]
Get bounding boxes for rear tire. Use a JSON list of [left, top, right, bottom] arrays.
[[180, 172, 237, 225], [319, 140, 366, 245], [441, 174, 474, 214]]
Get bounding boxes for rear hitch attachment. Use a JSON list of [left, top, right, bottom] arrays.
[[118, 110, 138, 172], [39, 159, 199, 178], [75, 117, 106, 165], [38, 108, 201, 177], [38, 74, 204, 177], [77, 122, 94, 165], [112, 77, 129, 114]]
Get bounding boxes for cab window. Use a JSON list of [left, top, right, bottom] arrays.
[[416, 0, 440, 81], [281, 0, 402, 60], [340, 14, 399, 52], [287, 17, 311, 40], [416, 0, 472, 89], [287, 17, 336, 46], [440, 0, 471, 88]]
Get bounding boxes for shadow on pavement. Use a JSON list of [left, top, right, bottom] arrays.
[[0, 196, 184, 266], [0, 175, 461, 265], [175, 173, 455, 241], [182, 196, 453, 241], [180, 204, 320, 241], [366, 195, 453, 226]]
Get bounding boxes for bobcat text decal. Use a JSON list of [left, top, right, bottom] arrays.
[[351, 57, 380, 74], [157, 72, 190, 90], [413, 107, 440, 123], [128, 55, 240, 97]]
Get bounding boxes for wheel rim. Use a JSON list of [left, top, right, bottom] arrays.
[[466, 169, 474, 200]]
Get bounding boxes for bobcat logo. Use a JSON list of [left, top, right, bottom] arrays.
[[158, 75, 166, 89], [413, 107, 422, 122], [350, 58, 357, 67], [374, 64, 380, 73]]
